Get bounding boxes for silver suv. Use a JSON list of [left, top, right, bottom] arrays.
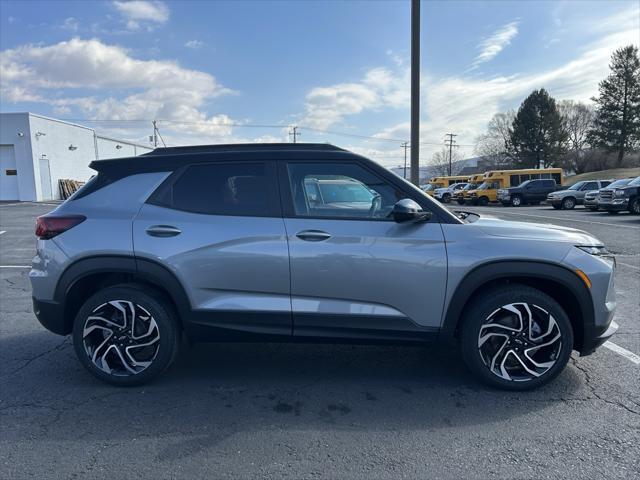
[[546, 180, 611, 210], [30, 144, 618, 389]]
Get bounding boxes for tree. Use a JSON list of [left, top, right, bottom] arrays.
[[558, 100, 594, 173], [509, 89, 567, 168], [430, 147, 463, 176], [474, 110, 515, 168], [588, 45, 640, 166]]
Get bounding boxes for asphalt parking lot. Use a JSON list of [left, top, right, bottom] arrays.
[[1, 201, 639, 479]]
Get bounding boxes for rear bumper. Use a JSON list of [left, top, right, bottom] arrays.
[[32, 297, 68, 336]]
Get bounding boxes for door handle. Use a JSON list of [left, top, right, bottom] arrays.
[[295, 230, 331, 242], [146, 225, 182, 237]]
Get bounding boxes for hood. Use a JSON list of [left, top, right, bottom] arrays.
[[547, 189, 570, 196], [473, 216, 601, 245]]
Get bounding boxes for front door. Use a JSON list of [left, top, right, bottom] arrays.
[[133, 160, 291, 337], [281, 161, 447, 340]]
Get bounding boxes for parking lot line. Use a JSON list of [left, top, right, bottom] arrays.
[[0, 231, 5, 235], [0, 265, 31, 268], [604, 341, 640, 365], [482, 209, 640, 230]]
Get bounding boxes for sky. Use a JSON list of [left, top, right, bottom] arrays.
[[0, 0, 638, 168]]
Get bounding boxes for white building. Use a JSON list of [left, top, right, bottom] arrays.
[[0, 113, 152, 201]]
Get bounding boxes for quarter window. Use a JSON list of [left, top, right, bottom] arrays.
[[154, 162, 278, 216]]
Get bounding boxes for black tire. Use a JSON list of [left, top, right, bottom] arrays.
[[552, 204, 561, 210], [607, 210, 619, 215], [587, 206, 599, 212], [510, 195, 522, 207], [456, 198, 465, 205], [478, 196, 489, 206], [460, 285, 573, 391], [561, 197, 576, 210], [72, 284, 180, 386], [442, 193, 451, 204], [629, 197, 640, 215]]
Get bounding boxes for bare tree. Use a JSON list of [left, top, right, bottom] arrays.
[[430, 147, 464, 176], [474, 110, 515, 168], [558, 100, 594, 173]]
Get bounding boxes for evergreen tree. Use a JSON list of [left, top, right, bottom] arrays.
[[509, 89, 566, 168], [588, 45, 640, 165]]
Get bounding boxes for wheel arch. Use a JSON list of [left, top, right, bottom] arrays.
[[440, 260, 594, 352], [55, 255, 191, 335]]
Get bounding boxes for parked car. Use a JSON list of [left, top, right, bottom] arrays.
[[30, 143, 617, 390], [546, 180, 611, 210], [598, 176, 640, 215], [434, 182, 467, 203], [497, 179, 561, 206], [584, 178, 634, 211]]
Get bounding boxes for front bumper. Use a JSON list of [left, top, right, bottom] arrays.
[[32, 297, 69, 336], [581, 321, 619, 356], [600, 198, 629, 211], [584, 198, 598, 208], [546, 196, 562, 206]]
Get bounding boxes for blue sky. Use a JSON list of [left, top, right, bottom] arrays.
[[1, 0, 638, 166]]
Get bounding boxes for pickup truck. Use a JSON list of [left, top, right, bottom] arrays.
[[497, 179, 560, 207], [546, 180, 611, 210], [598, 176, 640, 214]]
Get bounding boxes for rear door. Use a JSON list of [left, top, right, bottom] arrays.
[[133, 160, 292, 336], [281, 160, 447, 340]]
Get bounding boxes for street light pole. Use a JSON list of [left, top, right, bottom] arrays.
[[410, 0, 420, 186]]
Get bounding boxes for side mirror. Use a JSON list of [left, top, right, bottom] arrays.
[[392, 199, 432, 223]]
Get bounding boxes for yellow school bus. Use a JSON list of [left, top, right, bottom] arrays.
[[455, 174, 485, 205], [421, 175, 469, 196], [465, 168, 563, 205]]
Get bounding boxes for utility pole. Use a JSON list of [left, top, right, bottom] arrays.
[[444, 133, 457, 176], [401, 142, 409, 179], [410, 0, 420, 186], [289, 126, 300, 143], [151, 120, 158, 148]]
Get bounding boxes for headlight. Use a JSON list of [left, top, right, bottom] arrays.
[[614, 189, 626, 197], [576, 245, 615, 266]]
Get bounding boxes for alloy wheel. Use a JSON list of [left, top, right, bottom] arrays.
[[82, 300, 160, 376], [477, 302, 562, 382], [511, 196, 521, 206]]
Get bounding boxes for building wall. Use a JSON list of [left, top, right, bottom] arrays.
[[0, 113, 152, 201]]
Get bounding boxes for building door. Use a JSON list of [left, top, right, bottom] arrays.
[[0, 145, 19, 201], [39, 158, 53, 200]]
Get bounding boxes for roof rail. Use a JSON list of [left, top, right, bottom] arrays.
[[141, 143, 344, 156]]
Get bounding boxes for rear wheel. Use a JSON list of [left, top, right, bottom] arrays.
[[460, 285, 573, 390], [510, 195, 522, 207], [72, 284, 180, 386], [561, 197, 576, 210], [629, 197, 640, 215]]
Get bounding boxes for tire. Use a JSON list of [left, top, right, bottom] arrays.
[[607, 210, 619, 215], [587, 207, 598, 212], [460, 285, 573, 391], [561, 197, 576, 210], [552, 204, 561, 210], [629, 197, 640, 215], [478, 196, 489, 206], [456, 198, 465, 205], [442, 193, 451, 204], [510, 195, 522, 207], [72, 284, 180, 386]]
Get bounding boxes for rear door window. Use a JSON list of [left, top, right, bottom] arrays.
[[151, 162, 280, 217]]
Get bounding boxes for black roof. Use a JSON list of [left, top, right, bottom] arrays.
[[89, 143, 349, 175]]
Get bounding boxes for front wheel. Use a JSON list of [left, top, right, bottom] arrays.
[[442, 193, 451, 204], [510, 195, 522, 207], [72, 284, 180, 386], [456, 198, 465, 205], [478, 196, 489, 206], [460, 285, 573, 390], [561, 197, 576, 210], [629, 197, 640, 215]]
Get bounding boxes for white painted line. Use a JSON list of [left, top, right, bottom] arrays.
[[0, 203, 22, 207], [604, 341, 640, 365], [0, 231, 5, 235], [0, 265, 31, 269], [481, 209, 640, 230], [617, 261, 640, 271]]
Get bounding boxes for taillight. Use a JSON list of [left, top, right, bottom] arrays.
[[35, 215, 86, 240]]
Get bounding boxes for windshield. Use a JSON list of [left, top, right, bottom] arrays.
[[518, 180, 532, 188], [319, 183, 374, 203], [628, 176, 640, 186], [568, 181, 586, 191], [422, 184, 435, 191], [608, 178, 633, 188], [477, 182, 490, 190], [463, 183, 477, 191]]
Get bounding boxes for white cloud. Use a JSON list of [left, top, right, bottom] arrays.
[[184, 39, 204, 49], [301, 66, 409, 129], [113, 1, 169, 30], [0, 37, 237, 141], [61, 17, 79, 32], [470, 20, 519, 69]]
